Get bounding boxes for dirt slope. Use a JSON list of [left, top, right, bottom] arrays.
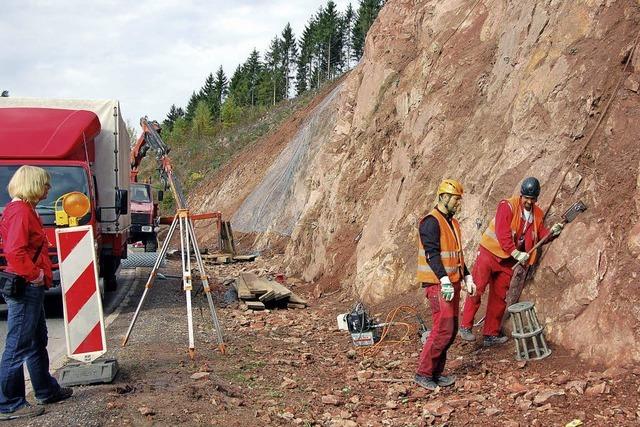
[[191, 0, 640, 366]]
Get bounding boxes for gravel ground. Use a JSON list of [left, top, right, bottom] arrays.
[[8, 259, 640, 426]]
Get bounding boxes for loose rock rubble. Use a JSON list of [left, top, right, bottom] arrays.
[[12, 257, 639, 426]]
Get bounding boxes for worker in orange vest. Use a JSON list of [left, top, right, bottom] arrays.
[[414, 179, 476, 391], [459, 177, 563, 346]]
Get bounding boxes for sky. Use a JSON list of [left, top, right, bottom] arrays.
[[1, 0, 353, 130]]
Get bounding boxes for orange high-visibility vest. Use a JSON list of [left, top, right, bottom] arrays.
[[479, 196, 544, 265], [416, 208, 464, 284]]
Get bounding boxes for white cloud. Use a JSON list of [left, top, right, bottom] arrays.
[[1, 0, 354, 127]]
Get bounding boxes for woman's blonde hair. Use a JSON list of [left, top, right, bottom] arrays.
[[7, 165, 51, 204]]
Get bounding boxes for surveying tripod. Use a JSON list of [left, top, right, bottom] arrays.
[[122, 118, 225, 358]]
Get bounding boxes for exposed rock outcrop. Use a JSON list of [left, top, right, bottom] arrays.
[[192, 0, 640, 366]]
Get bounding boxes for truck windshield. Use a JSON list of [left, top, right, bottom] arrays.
[[130, 184, 151, 203], [0, 165, 91, 226]]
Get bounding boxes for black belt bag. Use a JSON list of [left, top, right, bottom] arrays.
[[0, 244, 43, 298]]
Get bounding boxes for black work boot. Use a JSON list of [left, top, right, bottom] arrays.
[[483, 335, 509, 347], [435, 375, 456, 387], [0, 404, 45, 421], [458, 327, 476, 341], [37, 387, 73, 405], [414, 374, 438, 391]]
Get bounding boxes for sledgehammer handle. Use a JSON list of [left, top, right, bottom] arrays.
[[510, 227, 560, 271]]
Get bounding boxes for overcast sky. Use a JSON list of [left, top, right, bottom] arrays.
[[1, 0, 353, 130]]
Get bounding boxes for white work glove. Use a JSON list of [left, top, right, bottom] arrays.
[[440, 276, 454, 302], [463, 275, 476, 296], [33, 269, 45, 286], [511, 249, 530, 265], [550, 222, 564, 237]]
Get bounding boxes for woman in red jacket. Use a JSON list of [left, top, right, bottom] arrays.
[[0, 166, 72, 421]]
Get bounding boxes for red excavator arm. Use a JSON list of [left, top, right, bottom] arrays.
[[130, 119, 162, 182]]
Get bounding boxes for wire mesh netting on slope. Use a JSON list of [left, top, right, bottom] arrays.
[[232, 84, 343, 236]]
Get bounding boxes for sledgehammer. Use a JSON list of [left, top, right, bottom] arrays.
[[510, 200, 587, 271]]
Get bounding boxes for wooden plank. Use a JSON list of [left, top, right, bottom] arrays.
[[288, 292, 307, 306], [245, 301, 265, 310], [258, 290, 276, 302], [233, 276, 254, 300], [233, 254, 257, 262], [242, 272, 272, 295], [255, 277, 290, 301], [287, 303, 306, 309], [271, 282, 292, 301]]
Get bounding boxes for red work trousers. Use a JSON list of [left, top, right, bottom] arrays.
[[416, 281, 461, 378], [460, 247, 513, 336]]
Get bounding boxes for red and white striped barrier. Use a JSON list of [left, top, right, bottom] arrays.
[[56, 225, 106, 362]]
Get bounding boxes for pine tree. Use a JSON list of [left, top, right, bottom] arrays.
[[213, 66, 228, 108], [163, 104, 185, 131], [264, 36, 284, 105], [341, 3, 355, 69], [192, 100, 214, 136], [281, 23, 298, 99], [184, 91, 201, 121], [245, 49, 262, 106], [296, 21, 316, 95], [318, 1, 344, 79], [353, 0, 383, 60], [201, 72, 219, 122]]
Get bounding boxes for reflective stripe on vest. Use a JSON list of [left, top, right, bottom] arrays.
[[416, 209, 464, 284], [479, 196, 544, 265]]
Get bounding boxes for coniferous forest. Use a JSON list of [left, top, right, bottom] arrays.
[[161, 1, 384, 133]]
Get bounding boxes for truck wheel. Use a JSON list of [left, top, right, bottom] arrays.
[[145, 239, 158, 252], [102, 257, 120, 292]]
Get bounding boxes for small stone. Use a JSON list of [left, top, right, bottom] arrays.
[[506, 382, 528, 394], [329, 420, 358, 427], [322, 395, 341, 406], [533, 389, 565, 405], [536, 403, 553, 412], [281, 377, 298, 389], [106, 401, 122, 410], [553, 374, 570, 385], [516, 361, 527, 369], [565, 380, 587, 394], [423, 401, 454, 417], [190, 372, 210, 380], [385, 400, 398, 409], [603, 366, 626, 379], [279, 412, 295, 421], [485, 407, 501, 416], [447, 398, 470, 408], [516, 397, 532, 411], [346, 350, 357, 359], [585, 382, 608, 396], [349, 396, 360, 404], [356, 370, 373, 382], [624, 75, 640, 92], [386, 384, 408, 399], [138, 406, 155, 416]]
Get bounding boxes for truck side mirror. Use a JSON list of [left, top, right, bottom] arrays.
[[157, 190, 164, 202], [116, 189, 128, 215]]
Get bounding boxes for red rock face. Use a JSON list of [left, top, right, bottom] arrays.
[[192, 1, 640, 366]]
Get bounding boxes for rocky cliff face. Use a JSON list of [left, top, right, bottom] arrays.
[[192, 0, 640, 366]]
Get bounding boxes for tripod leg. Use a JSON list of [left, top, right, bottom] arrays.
[[122, 215, 179, 346], [188, 219, 226, 353], [179, 214, 196, 358]]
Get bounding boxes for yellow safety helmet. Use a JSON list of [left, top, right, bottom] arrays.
[[437, 179, 463, 197]]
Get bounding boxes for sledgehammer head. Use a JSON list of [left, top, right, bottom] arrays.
[[562, 200, 587, 223]]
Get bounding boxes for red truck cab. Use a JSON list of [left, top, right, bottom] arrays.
[[0, 99, 131, 294]]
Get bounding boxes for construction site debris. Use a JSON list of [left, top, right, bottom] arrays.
[[233, 272, 307, 310]]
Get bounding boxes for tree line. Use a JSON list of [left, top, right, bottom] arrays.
[[162, 0, 384, 134]]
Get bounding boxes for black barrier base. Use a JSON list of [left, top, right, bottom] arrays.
[[59, 358, 119, 386]]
